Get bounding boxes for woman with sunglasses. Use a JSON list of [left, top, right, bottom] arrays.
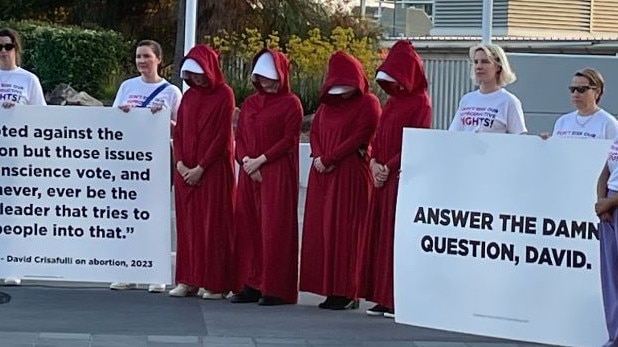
[[109, 39, 181, 294], [543, 68, 618, 140], [449, 43, 526, 134], [0, 27, 46, 287], [0, 28, 46, 109]]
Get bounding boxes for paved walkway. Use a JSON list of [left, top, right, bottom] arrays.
[[0, 283, 557, 347]]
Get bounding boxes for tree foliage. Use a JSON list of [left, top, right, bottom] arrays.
[[0, 20, 132, 100], [0, 0, 382, 88]]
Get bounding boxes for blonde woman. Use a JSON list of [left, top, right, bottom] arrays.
[[449, 43, 526, 134]]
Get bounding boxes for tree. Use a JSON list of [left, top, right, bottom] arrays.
[[0, 0, 380, 87]]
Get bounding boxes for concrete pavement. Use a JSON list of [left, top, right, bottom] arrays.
[[0, 284, 557, 347]]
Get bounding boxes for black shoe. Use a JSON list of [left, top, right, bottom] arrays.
[[366, 304, 391, 316], [330, 296, 359, 310], [258, 296, 286, 306], [318, 295, 336, 309], [230, 286, 261, 303]]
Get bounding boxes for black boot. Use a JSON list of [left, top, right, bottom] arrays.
[[230, 285, 261, 303], [318, 295, 336, 309]]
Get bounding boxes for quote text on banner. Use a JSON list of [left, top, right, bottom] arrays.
[[0, 105, 171, 284]]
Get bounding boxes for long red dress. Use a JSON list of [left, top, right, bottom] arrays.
[[173, 45, 235, 293], [299, 51, 380, 300], [357, 40, 432, 310], [233, 49, 303, 304]]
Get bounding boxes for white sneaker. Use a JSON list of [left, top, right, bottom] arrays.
[[169, 284, 196, 297], [4, 278, 21, 286], [109, 282, 137, 290], [384, 312, 395, 319], [148, 283, 166, 293], [201, 290, 225, 300]]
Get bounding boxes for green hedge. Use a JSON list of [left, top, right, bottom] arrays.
[[0, 20, 133, 100]]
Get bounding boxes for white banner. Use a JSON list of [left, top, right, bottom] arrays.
[[0, 105, 171, 284], [394, 129, 607, 347]]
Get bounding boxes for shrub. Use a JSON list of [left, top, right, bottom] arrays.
[[0, 20, 133, 100]]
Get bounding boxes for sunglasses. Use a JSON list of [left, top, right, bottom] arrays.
[[0, 43, 15, 51], [568, 85, 596, 93]]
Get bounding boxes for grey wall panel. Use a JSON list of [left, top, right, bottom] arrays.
[[423, 57, 476, 129], [507, 52, 618, 134]]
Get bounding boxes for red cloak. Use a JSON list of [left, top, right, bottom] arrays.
[[173, 44, 235, 293], [299, 51, 380, 299], [357, 40, 432, 309], [233, 48, 303, 304]]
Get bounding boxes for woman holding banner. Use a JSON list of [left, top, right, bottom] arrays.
[[300, 51, 380, 311], [356, 40, 432, 318], [109, 39, 181, 293], [112, 40, 181, 120], [0, 27, 45, 109], [541, 68, 618, 140], [448, 43, 526, 134], [0, 27, 47, 286]]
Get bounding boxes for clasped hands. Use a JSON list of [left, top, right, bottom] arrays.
[[242, 155, 267, 183], [370, 159, 389, 188], [176, 161, 204, 186], [313, 157, 335, 174]]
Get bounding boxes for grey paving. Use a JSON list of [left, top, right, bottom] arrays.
[[0, 285, 561, 347]]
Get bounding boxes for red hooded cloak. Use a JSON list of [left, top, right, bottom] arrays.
[[299, 51, 380, 299], [233, 48, 303, 304], [173, 44, 235, 293], [357, 40, 432, 310]]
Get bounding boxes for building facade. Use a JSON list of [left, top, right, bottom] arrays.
[[430, 0, 618, 38]]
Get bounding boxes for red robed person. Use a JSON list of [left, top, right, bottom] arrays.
[[357, 40, 432, 318], [170, 44, 236, 299], [300, 51, 381, 310], [230, 49, 303, 306]]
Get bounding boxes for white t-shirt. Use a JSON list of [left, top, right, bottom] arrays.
[[0, 67, 46, 105], [552, 109, 618, 140], [448, 88, 527, 134], [606, 136, 618, 191], [112, 77, 182, 121]]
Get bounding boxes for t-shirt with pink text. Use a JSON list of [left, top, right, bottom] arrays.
[[112, 77, 181, 121], [0, 67, 46, 105], [552, 109, 618, 140], [448, 88, 527, 134]]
